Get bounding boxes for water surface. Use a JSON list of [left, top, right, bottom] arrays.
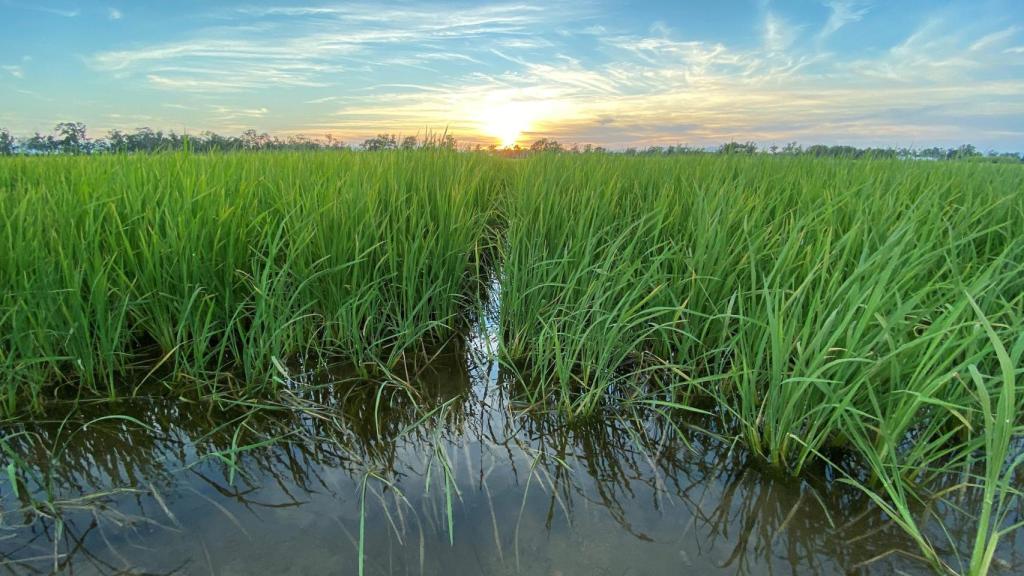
[[0, 348, 991, 575]]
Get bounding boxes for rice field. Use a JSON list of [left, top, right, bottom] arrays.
[[1, 150, 1023, 575]]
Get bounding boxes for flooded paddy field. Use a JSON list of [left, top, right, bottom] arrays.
[[3, 347, 997, 575], [2, 151, 1023, 574]]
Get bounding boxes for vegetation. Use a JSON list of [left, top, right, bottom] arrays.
[[497, 154, 1024, 574], [0, 150, 500, 411], [1, 150, 1022, 574], [2, 123, 1022, 161]]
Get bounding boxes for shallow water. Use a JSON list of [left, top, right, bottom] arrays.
[[4, 339, 993, 576]]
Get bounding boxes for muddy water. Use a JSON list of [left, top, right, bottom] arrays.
[[0, 349, 991, 575]]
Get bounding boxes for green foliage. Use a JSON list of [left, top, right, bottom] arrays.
[[0, 150, 500, 410], [1, 150, 1022, 574], [495, 154, 1024, 574]]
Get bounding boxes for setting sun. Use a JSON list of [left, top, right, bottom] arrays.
[[478, 102, 533, 148]]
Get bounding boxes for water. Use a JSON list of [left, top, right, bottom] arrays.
[[3, 340, 973, 576]]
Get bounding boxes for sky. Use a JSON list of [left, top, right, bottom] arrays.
[[1, 0, 1023, 150]]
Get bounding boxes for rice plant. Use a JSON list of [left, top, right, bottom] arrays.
[[2, 150, 1022, 574]]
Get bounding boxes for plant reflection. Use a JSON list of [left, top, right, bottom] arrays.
[[0, 347, 1000, 575]]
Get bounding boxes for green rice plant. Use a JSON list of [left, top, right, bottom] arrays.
[[2, 150, 1022, 574], [0, 150, 500, 412], [964, 296, 1024, 575], [498, 155, 694, 418], [495, 153, 1023, 574]]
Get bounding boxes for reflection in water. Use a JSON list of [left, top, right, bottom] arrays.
[[0, 343, 1004, 575]]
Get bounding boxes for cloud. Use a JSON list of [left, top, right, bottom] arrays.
[[89, 1, 572, 93], [210, 105, 269, 120], [818, 1, 869, 40], [763, 12, 798, 52], [76, 2, 1024, 148], [145, 66, 330, 92], [108, 7, 122, 20], [17, 4, 80, 17], [2, 65, 24, 78], [844, 17, 1018, 83], [494, 37, 553, 50], [969, 26, 1019, 52], [302, 17, 1024, 149]]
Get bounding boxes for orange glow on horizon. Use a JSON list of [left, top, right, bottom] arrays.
[[478, 101, 535, 148]]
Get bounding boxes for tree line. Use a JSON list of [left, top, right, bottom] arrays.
[[0, 123, 1021, 162]]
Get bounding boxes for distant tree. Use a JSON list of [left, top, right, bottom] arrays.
[[362, 133, 397, 151], [949, 144, 981, 160], [200, 130, 243, 152], [240, 129, 275, 150], [54, 122, 88, 154], [439, 134, 457, 149], [5, 121, 1024, 160], [780, 142, 801, 155], [665, 145, 704, 155], [106, 129, 130, 152], [0, 128, 14, 155], [529, 138, 563, 153], [23, 132, 55, 154], [323, 133, 347, 150], [127, 127, 165, 152], [718, 141, 757, 154], [862, 147, 898, 159], [286, 134, 321, 150]]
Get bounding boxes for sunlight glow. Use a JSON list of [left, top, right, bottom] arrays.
[[478, 102, 534, 148]]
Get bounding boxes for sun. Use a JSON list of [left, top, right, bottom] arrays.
[[479, 102, 532, 148]]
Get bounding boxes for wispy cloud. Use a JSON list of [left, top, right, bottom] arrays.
[[844, 16, 1016, 83], [969, 25, 1019, 51], [305, 17, 1024, 148], [68, 1, 1024, 148], [108, 7, 122, 20], [15, 3, 80, 17], [210, 105, 269, 120], [818, 1, 870, 40], [763, 12, 799, 52], [89, 2, 572, 93], [2, 65, 24, 78]]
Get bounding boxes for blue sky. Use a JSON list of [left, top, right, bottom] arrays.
[[1, 0, 1022, 149]]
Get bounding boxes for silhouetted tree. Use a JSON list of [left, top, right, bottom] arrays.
[[529, 138, 563, 152], [718, 141, 757, 154], [0, 121, 1021, 161], [54, 122, 88, 154], [0, 128, 14, 155], [23, 132, 55, 154], [361, 133, 397, 151], [241, 129, 276, 150], [949, 144, 981, 160]]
